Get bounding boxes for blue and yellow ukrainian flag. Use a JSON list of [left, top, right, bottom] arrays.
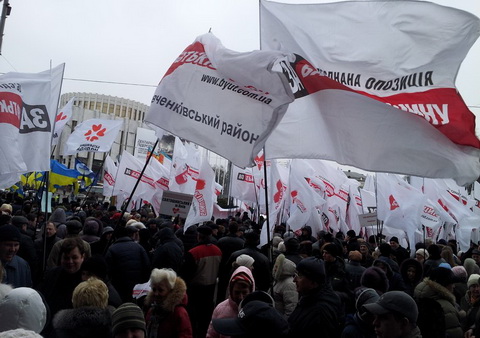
[[49, 160, 81, 193]]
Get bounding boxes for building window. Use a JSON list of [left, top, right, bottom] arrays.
[[109, 104, 114, 114], [121, 106, 127, 117], [89, 102, 95, 110]]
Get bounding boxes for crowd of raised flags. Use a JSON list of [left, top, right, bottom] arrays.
[[0, 0, 480, 251]]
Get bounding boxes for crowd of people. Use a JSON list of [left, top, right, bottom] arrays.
[[2, 193, 480, 337]]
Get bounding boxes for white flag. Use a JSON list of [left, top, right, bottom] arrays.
[[260, 1, 480, 185], [52, 97, 74, 146], [0, 64, 64, 177], [230, 165, 257, 203], [184, 158, 216, 230], [145, 33, 294, 168], [261, 160, 288, 246], [287, 159, 326, 232], [63, 118, 122, 155], [169, 138, 200, 194], [103, 155, 118, 198], [113, 152, 160, 202]]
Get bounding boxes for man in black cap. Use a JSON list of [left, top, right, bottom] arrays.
[[390, 236, 409, 265], [363, 290, 421, 338], [0, 224, 32, 287], [181, 224, 222, 338], [288, 256, 341, 337]]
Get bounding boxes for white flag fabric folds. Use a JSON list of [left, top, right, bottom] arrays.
[[145, 33, 294, 168], [230, 165, 257, 203], [63, 118, 122, 155], [169, 138, 200, 194], [0, 64, 64, 182], [52, 97, 74, 146], [184, 158, 216, 230], [113, 152, 160, 202], [103, 155, 118, 198], [260, 0, 480, 185]]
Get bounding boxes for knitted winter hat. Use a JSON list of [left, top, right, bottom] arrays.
[[415, 248, 429, 260], [111, 303, 146, 336], [451, 266, 467, 281], [235, 254, 255, 269], [0, 225, 21, 242], [467, 274, 480, 288]]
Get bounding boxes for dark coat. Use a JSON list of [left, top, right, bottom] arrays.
[[105, 236, 151, 302], [51, 306, 112, 338], [288, 284, 341, 337], [151, 227, 184, 273]]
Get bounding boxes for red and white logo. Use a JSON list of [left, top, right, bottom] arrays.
[[389, 195, 399, 210], [56, 112, 67, 122], [84, 124, 106, 142]]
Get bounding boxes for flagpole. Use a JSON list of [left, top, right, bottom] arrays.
[[80, 154, 107, 209], [262, 152, 273, 266], [117, 140, 159, 226]]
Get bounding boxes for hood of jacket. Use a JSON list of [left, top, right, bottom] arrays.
[[49, 208, 67, 225], [146, 277, 188, 313], [373, 257, 394, 278], [273, 254, 296, 281], [400, 258, 423, 284], [159, 227, 176, 244], [52, 306, 112, 333], [0, 287, 47, 333], [229, 266, 255, 298], [414, 277, 456, 305]]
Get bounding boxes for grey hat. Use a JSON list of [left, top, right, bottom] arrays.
[[111, 302, 146, 336], [363, 290, 418, 324]]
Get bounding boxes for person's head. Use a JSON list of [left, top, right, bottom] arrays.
[[389, 237, 399, 250], [212, 300, 289, 337], [294, 257, 326, 295], [59, 237, 86, 274], [429, 266, 457, 293], [359, 242, 370, 256], [11, 216, 28, 233], [72, 277, 108, 309], [348, 250, 362, 263], [361, 267, 390, 295], [111, 303, 146, 338], [363, 291, 419, 338], [415, 248, 429, 263], [468, 274, 480, 298], [229, 267, 255, 305], [149, 268, 176, 303], [80, 254, 108, 281], [45, 221, 57, 238], [66, 219, 83, 235], [472, 249, 480, 265], [321, 243, 338, 262], [355, 287, 380, 323], [0, 225, 21, 263], [233, 254, 255, 271], [0, 287, 47, 333], [0, 204, 12, 215], [197, 225, 212, 242]]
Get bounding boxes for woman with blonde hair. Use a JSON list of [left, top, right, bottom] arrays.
[[145, 268, 192, 338]]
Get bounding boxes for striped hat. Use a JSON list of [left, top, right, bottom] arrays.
[[111, 302, 146, 336]]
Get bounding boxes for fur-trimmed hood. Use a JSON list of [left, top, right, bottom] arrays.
[[414, 277, 456, 305], [273, 254, 296, 281], [400, 258, 423, 284], [146, 277, 188, 313], [52, 306, 112, 338]]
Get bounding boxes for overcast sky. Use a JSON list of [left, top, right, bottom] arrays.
[[0, 0, 478, 118]]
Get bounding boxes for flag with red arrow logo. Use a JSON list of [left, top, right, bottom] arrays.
[[63, 118, 122, 155]]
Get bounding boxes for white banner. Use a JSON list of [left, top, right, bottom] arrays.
[[0, 64, 64, 177], [103, 155, 118, 198], [134, 127, 157, 161], [184, 158, 216, 229], [260, 1, 480, 185], [230, 165, 257, 203], [52, 97, 74, 146], [63, 118, 122, 155], [145, 33, 294, 168]]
